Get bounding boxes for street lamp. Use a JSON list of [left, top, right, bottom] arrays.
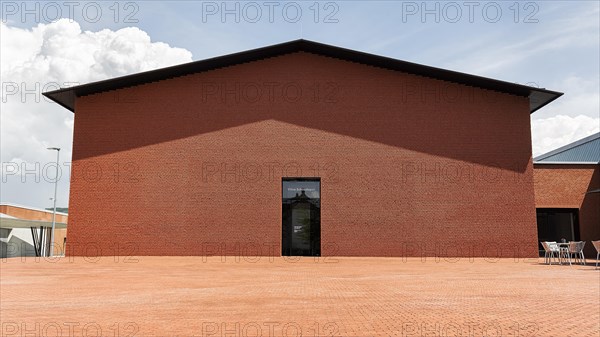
[[47, 147, 60, 257]]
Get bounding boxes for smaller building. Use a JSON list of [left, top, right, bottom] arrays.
[[0, 203, 68, 258], [533, 133, 600, 256]]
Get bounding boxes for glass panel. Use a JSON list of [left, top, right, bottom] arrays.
[[292, 203, 311, 252], [282, 181, 320, 199], [282, 179, 320, 256]]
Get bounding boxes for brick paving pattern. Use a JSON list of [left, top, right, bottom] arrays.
[[1, 257, 599, 336]]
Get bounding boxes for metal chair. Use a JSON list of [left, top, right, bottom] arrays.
[[566, 241, 586, 265], [592, 241, 600, 269], [541, 241, 559, 265]]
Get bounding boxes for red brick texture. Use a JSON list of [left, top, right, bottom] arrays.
[[533, 164, 600, 256], [2, 257, 599, 337], [67, 52, 537, 257]]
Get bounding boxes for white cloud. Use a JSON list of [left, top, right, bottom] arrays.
[[530, 75, 600, 157], [531, 115, 600, 157], [1, 19, 193, 208]]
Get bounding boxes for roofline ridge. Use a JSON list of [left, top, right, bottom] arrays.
[[43, 39, 563, 114]]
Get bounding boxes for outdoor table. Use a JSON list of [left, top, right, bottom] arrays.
[[557, 242, 570, 264]]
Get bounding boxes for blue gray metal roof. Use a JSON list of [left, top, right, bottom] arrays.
[[534, 132, 600, 163]]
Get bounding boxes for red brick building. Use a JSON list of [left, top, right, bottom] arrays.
[[45, 40, 562, 258], [533, 133, 600, 257]]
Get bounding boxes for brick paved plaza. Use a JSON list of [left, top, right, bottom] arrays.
[[1, 256, 598, 336]]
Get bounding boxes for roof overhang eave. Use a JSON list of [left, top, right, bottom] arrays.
[[42, 39, 564, 114]]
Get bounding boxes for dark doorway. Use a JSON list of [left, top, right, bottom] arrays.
[[536, 208, 580, 255], [282, 178, 321, 256]]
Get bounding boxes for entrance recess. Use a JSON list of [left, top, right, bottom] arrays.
[[536, 208, 580, 255], [282, 178, 321, 256]]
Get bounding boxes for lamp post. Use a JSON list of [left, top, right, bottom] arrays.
[[47, 147, 60, 257]]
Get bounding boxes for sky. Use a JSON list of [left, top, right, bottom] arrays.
[[1, 1, 599, 209]]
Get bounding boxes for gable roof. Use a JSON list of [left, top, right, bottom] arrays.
[[43, 39, 562, 113], [534, 132, 600, 164]]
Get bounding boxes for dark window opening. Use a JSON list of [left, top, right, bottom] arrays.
[[536, 208, 580, 255]]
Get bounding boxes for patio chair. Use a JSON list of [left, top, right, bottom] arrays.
[[592, 241, 600, 268], [566, 241, 586, 266], [541, 241, 560, 265]]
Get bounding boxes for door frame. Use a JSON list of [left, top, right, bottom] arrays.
[[281, 177, 321, 257]]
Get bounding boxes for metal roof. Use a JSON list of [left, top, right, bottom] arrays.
[[534, 132, 600, 164], [43, 39, 562, 114]]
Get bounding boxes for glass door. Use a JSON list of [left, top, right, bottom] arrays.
[[282, 178, 321, 256]]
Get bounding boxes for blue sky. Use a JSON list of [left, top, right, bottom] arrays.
[[1, 1, 599, 209], [84, 1, 599, 83]]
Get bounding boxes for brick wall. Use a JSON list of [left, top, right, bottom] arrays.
[[533, 164, 600, 256], [67, 52, 536, 257]]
